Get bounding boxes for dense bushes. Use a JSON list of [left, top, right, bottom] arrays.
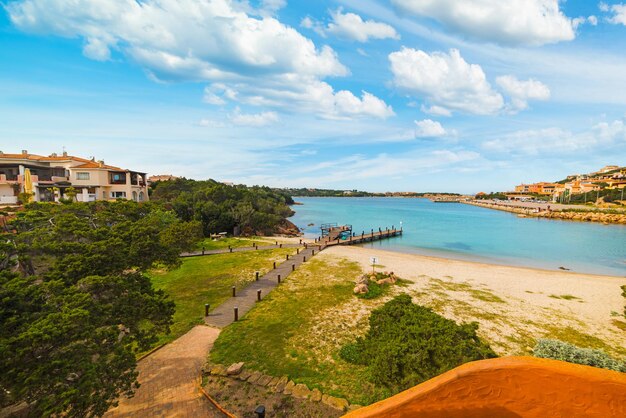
[[475, 192, 508, 200], [339, 294, 496, 392], [151, 179, 295, 236], [533, 339, 626, 372]]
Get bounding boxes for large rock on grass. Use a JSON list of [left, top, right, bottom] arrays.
[[274, 376, 289, 393], [209, 364, 227, 376], [310, 388, 322, 402], [283, 380, 296, 395], [353, 283, 368, 294], [291, 383, 312, 399], [226, 362, 244, 375], [247, 371, 262, 384], [322, 394, 350, 411]]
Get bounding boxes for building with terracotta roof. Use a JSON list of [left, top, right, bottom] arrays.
[[514, 182, 558, 195], [147, 174, 180, 183], [0, 150, 148, 204]]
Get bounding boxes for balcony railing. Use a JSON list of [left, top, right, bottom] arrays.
[[0, 174, 18, 182]]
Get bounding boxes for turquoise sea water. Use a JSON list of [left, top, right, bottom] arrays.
[[290, 197, 626, 277]]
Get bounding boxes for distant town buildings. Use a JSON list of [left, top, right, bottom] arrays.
[[0, 150, 149, 204], [147, 174, 179, 183], [508, 165, 625, 201]]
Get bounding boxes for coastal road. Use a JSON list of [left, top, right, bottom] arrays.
[[476, 199, 626, 213]]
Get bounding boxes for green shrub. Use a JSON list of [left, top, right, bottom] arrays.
[[355, 272, 409, 300], [356, 280, 385, 299], [340, 294, 496, 392], [622, 285, 626, 318], [533, 339, 626, 372], [338, 342, 363, 364]]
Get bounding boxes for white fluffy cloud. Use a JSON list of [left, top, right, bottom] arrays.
[[324, 9, 400, 42], [572, 15, 598, 29], [7, 0, 393, 120], [389, 48, 503, 115], [482, 119, 626, 155], [390, 0, 576, 46], [421, 105, 452, 117], [600, 2, 626, 25], [260, 0, 286, 14], [230, 108, 279, 127], [414, 119, 447, 137], [204, 77, 394, 120], [496, 75, 550, 112]]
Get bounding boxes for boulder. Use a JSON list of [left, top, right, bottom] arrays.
[[291, 383, 312, 399], [209, 364, 227, 376], [353, 283, 369, 294], [247, 371, 262, 384], [347, 404, 363, 412], [310, 388, 322, 402], [322, 394, 350, 411], [256, 374, 273, 386], [283, 380, 296, 395], [237, 370, 252, 381], [356, 276, 369, 285], [274, 376, 289, 393], [226, 362, 244, 375], [376, 278, 393, 285]]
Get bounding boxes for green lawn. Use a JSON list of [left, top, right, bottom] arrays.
[[149, 248, 297, 345], [209, 256, 398, 405], [194, 237, 274, 251]]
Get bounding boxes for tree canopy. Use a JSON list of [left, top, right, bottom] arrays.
[[150, 178, 295, 236], [0, 201, 202, 416]]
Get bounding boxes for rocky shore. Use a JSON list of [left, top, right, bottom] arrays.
[[465, 201, 626, 224]]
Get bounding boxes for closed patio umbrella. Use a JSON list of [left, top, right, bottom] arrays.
[[23, 168, 33, 195]]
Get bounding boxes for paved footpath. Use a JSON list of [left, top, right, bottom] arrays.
[[105, 326, 224, 418], [205, 244, 321, 328]]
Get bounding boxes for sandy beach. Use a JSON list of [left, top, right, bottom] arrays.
[[322, 245, 626, 357]]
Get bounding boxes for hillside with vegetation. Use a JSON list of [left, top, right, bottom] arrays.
[[150, 178, 298, 236], [277, 187, 381, 197], [276, 188, 461, 198]]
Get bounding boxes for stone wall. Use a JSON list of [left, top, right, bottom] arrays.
[[204, 362, 360, 413]]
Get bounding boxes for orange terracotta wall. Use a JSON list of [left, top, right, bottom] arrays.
[[343, 356, 626, 418]]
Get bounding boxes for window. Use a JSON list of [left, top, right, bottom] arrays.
[[109, 172, 126, 184], [110, 191, 127, 199], [76, 172, 90, 180]]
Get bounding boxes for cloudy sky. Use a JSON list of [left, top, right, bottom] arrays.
[[1, 0, 625, 193]]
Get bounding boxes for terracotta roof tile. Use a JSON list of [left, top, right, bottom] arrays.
[[0, 153, 125, 171]]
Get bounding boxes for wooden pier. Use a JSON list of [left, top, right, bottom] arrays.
[[312, 224, 402, 249]]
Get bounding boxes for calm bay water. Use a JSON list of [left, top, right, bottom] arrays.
[[290, 197, 626, 276]]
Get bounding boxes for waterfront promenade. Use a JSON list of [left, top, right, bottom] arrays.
[[472, 199, 626, 212], [466, 200, 626, 225]]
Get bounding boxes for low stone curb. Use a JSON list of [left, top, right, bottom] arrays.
[[204, 362, 360, 412]]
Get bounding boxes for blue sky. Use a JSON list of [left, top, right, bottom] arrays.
[[1, 0, 625, 193]]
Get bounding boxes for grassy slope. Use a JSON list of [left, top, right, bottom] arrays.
[[195, 237, 273, 251], [150, 248, 296, 345], [210, 257, 395, 406]]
